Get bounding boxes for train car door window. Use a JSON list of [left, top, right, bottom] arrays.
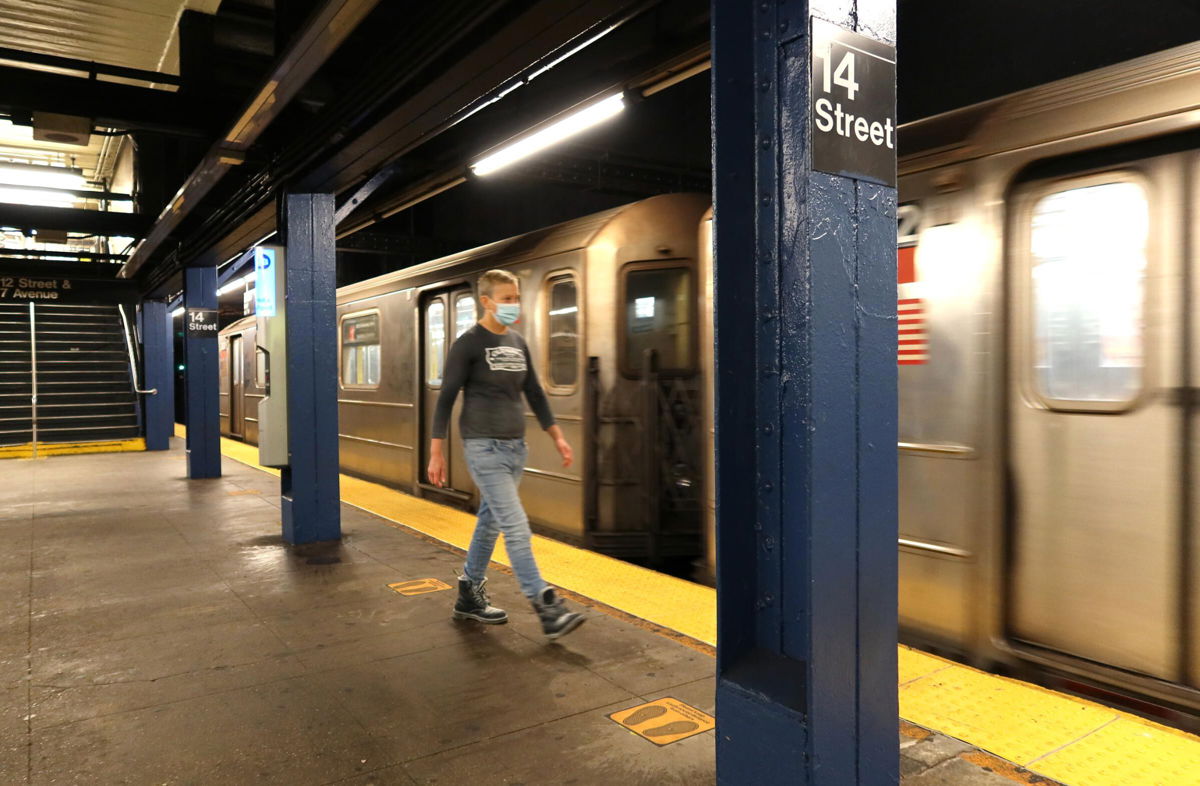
[[547, 274, 579, 390], [622, 265, 694, 376], [1028, 180, 1148, 407], [454, 294, 476, 338], [341, 312, 381, 388], [426, 300, 446, 387], [255, 347, 267, 389]]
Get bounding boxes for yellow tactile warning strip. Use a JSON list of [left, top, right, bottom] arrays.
[[609, 698, 715, 746], [0, 437, 146, 460], [182, 423, 1200, 786], [388, 579, 453, 596], [899, 647, 1200, 786]]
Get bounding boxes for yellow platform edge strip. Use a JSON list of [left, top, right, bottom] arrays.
[[0, 437, 145, 460], [184, 423, 1200, 786]]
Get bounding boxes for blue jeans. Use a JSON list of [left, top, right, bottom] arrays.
[[462, 438, 547, 599]]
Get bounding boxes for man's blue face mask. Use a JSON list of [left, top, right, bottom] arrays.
[[495, 303, 521, 325]]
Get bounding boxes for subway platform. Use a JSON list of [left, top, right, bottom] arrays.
[[1, 439, 1196, 785]]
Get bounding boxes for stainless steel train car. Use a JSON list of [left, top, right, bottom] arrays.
[[220, 40, 1200, 718], [886, 41, 1200, 717], [221, 193, 711, 563]]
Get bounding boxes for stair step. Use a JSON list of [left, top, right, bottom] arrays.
[[34, 393, 135, 405], [35, 424, 139, 441]]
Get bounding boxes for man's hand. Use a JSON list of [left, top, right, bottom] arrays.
[[427, 439, 447, 487]]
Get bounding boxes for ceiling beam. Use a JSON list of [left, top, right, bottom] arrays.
[[119, 0, 384, 282], [0, 65, 203, 136], [300, 0, 642, 194], [0, 248, 127, 262], [0, 259, 129, 279], [0, 204, 151, 237], [0, 46, 183, 87]]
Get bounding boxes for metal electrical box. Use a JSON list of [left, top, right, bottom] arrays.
[[254, 245, 289, 467]]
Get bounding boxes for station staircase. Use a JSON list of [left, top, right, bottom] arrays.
[[0, 302, 141, 448]]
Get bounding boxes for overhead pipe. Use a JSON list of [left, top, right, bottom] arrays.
[[118, 0, 383, 281]]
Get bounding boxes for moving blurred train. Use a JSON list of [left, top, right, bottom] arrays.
[[220, 41, 1200, 720]]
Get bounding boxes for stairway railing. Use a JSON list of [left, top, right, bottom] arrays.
[[117, 304, 157, 396], [28, 302, 37, 458]]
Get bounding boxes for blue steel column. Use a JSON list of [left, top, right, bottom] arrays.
[[280, 192, 341, 543], [141, 298, 175, 450], [712, 1, 898, 784], [184, 266, 221, 477]]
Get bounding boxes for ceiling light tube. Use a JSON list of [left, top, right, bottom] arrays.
[[0, 162, 84, 190], [216, 275, 251, 296], [470, 94, 625, 177], [171, 307, 185, 318]]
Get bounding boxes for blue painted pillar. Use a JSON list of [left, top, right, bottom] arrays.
[[280, 192, 341, 543], [141, 298, 174, 450], [184, 266, 221, 478], [712, 1, 898, 784]]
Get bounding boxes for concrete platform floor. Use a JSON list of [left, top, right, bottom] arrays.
[[0, 442, 1054, 785]]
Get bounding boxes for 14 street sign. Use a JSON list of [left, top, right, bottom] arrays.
[[811, 19, 897, 187]]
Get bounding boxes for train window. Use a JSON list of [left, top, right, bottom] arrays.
[[341, 312, 381, 388], [622, 265, 694, 375], [547, 275, 579, 389], [1029, 181, 1148, 404], [255, 347, 267, 388], [426, 300, 446, 387], [454, 294, 475, 338]]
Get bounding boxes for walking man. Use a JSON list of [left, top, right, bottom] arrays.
[[428, 269, 585, 640]]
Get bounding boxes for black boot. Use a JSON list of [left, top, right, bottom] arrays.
[[532, 587, 584, 640], [453, 576, 508, 624]]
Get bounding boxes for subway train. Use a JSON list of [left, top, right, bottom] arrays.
[[220, 193, 712, 567], [219, 41, 1200, 720]]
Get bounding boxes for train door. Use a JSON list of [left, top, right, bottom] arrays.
[[419, 287, 477, 500], [229, 335, 244, 437], [1008, 159, 1188, 682]]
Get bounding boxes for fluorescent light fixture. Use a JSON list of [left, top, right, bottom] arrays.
[[217, 275, 251, 296], [548, 306, 578, 316], [471, 94, 625, 176], [171, 307, 185, 318], [0, 162, 85, 208]]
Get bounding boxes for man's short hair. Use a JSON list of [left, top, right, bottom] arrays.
[[478, 269, 519, 299]]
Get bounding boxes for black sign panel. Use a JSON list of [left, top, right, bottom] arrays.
[[341, 313, 379, 345], [810, 19, 897, 187], [185, 308, 219, 337], [0, 274, 134, 305]]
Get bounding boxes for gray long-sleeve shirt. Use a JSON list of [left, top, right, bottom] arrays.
[[431, 324, 556, 440]]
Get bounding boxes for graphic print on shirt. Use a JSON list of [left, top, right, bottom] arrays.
[[485, 346, 527, 373]]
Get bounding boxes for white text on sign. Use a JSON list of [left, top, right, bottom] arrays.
[[813, 47, 894, 150]]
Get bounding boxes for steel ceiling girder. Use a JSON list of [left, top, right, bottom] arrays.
[[0, 65, 200, 137], [0, 203, 151, 237], [119, 0, 384, 282]]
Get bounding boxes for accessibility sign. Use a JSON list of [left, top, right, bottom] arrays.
[[810, 18, 897, 187], [254, 246, 277, 317]]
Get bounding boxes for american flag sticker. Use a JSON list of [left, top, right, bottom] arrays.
[[897, 245, 927, 366]]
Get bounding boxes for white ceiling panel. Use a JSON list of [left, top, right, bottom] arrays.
[[0, 0, 222, 75]]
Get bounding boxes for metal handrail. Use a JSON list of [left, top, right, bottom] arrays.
[[28, 302, 37, 458], [117, 304, 157, 396]]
